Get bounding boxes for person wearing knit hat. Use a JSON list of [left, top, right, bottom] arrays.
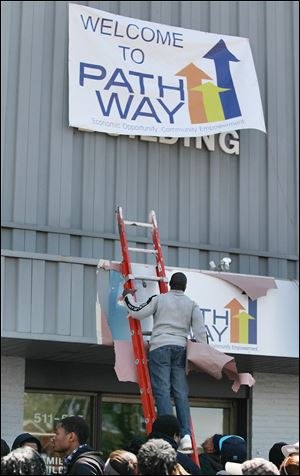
[[148, 415, 201, 475], [11, 432, 42, 453], [219, 435, 247, 466], [269, 442, 288, 469], [137, 438, 177, 475], [225, 457, 280, 475]]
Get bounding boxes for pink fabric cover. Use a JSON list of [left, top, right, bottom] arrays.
[[202, 272, 277, 300], [114, 340, 255, 393]]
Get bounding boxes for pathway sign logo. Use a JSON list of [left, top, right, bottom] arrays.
[[225, 298, 257, 345], [202, 296, 258, 350], [177, 40, 242, 124]]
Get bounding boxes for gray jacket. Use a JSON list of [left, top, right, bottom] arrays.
[[124, 290, 207, 351]]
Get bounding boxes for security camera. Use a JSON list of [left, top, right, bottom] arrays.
[[219, 257, 231, 271]]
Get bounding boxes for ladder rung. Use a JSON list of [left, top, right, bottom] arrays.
[[133, 275, 168, 282], [142, 331, 152, 336], [128, 247, 158, 254], [124, 220, 153, 228]]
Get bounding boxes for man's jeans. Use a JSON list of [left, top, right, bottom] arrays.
[[148, 345, 191, 437]]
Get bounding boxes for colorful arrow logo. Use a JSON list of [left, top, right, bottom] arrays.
[[175, 39, 242, 124], [203, 39, 241, 119], [225, 297, 257, 345]]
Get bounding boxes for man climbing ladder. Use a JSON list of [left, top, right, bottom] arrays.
[[116, 206, 207, 456], [123, 271, 207, 453]]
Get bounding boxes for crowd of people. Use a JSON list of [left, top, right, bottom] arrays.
[[1, 415, 299, 475], [0, 276, 298, 475]]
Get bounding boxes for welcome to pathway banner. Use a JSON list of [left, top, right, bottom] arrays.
[[69, 4, 266, 137]]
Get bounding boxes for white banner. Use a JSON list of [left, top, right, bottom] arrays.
[[69, 4, 266, 137], [97, 263, 299, 358]]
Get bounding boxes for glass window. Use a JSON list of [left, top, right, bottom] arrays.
[[101, 397, 145, 460], [24, 391, 92, 475], [101, 395, 235, 459], [190, 405, 232, 451]]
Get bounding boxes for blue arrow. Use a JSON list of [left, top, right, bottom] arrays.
[[248, 298, 257, 345], [203, 39, 241, 119]]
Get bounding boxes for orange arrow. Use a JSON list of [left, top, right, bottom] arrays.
[[176, 63, 212, 124], [224, 299, 245, 343]]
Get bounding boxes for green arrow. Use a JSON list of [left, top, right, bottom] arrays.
[[232, 311, 255, 343], [192, 82, 230, 122]]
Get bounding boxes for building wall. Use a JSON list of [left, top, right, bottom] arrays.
[[1, 1, 299, 279], [1, 0, 299, 457], [1, 253, 98, 341], [1, 356, 26, 447], [251, 372, 299, 459]]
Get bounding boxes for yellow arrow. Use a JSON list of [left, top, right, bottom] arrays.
[[192, 82, 230, 122], [232, 311, 255, 343]]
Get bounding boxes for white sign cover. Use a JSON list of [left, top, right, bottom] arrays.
[[69, 4, 266, 137], [98, 263, 299, 358]]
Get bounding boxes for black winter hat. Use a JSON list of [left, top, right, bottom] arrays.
[[269, 442, 288, 469], [11, 433, 42, 453], [152, 415, 180, 438]]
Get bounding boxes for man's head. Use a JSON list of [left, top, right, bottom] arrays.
[[11, 433, 42, 453], [201, 434, 222, 455], [226, 457, 280, 475], [152, 415, 180, 441], [1, 447, 47, 475], [220, 435, 247, 465], [269, 442, 288, 469], [52, 416, 89, 454], [104, 450, 137, 475], [169, 272, 187, 292], [137, 438, 177, 475]]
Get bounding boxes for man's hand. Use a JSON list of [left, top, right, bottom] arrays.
[[122, 288, 136, 298]]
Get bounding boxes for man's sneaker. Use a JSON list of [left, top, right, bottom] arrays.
[[178, 435, 193, 454]]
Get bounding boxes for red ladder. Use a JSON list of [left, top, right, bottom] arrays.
[[116, 206, 200, 466]]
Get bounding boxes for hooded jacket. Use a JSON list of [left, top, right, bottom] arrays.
[[11, 433, 42, 453], [64, 445, 104, 475], [199, 453, 224, 475], [124, 290, 207, 351]]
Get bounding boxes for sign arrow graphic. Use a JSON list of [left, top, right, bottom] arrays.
[[232, 311, 255, 344], [203, 39, 241, 119], [248, 298, 257, 344], [224, 299, 245, 343], [192, 82, 229, 122], [176, 63, 212, 124]]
